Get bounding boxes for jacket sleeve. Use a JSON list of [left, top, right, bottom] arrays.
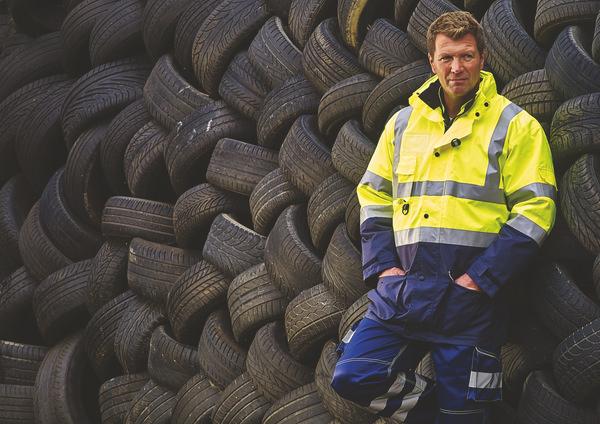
[[466, 113, 557, 298], [357, 112, 402, 287]]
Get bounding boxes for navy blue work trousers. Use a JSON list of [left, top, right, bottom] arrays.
[[331, 318, 502, 423]]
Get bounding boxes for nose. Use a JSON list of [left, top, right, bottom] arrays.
[[450, 57, 463, 73]]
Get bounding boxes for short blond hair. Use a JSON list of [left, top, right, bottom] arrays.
[[426, 11, 485, 55]]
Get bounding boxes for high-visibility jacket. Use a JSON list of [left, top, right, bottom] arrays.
[[357, 70, 556, 346]]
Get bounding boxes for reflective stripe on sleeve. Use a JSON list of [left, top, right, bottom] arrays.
[[360, 170, 393, 195], [360, 205, 393, 224], [506, 214, 547, 245], [395, 227, 497, 248], [506, 182, 557, 209]]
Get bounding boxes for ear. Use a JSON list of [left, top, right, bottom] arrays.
[[479, 51, 485, 70], [428, 52, 436, 73]]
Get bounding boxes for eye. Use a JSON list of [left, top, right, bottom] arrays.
[[463, 54, 474, 62], [439, 56, 452, 63]]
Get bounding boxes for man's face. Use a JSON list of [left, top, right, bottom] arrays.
[[428, 33, 484, 101]]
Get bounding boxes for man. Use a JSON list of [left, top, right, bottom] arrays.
[[330, 11, 556, 423]]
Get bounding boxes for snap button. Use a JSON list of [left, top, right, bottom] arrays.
[[475, 112, 480, 117], [484, 102, 489, 107], [424, 213, 429, 219], [402, 203, 410, 215], [418, 275, 425, 281], [451, 138, 461, 147], [434, 151, 440, 157]]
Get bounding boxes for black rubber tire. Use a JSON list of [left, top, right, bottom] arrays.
[[211, 372, 271, 424], [166, 259, 230, 345], [206, 138, 279, 196], [165, 100, 255, 194], [202, 213, 266, 278], [218, 51, 270, 121], [394, 0, 420, 29], [173, 183, 247, 249], [262, 382, 333, 424], [256, 75, 321, 149], [593, 10, 600, 62], [147, 325, 199, 391], [0, 340, 47, 386], [249, 168, 306, 236], [99, 372, 149, 424], [191, 0, 269, 96], [545, 25, 600, 100], [560, 154, 600, 254], [279, 115, 337, 197], [407, 0, 460, 53], [227, 263, 287, 345], [264, 205, 323, 300], [127, 237, 201, 306], [141, 0, 194, 60], [500, 68, 562, 125], [358, 18, 424, 78], [0, 267, 39, 343], [60, 57, 151, 148], [302, 18, 363, 94], [86, 239, 129, 314], [114, 296, 167, 373], [88, 0, 144, 67], [288, 0, 337, 48], [197, 309, 247, 390], [7, 0, 66, 35], [143, 54, 211, 131], [331, 120, 375, 185], [285, 284, 345, 363], [534, 0, 600, 46], [361, 60, 430, 137], [123, 379, 177, 424], [101, 196, 176, 245], [549, 93, 600, 164], [0, 384, 34, 424], [170, 373, 221, 424], [246, 321, 314, 402], [18, 202, 72, 283], [33, 332, 100, 424], [38, 169, 103, 262], [337, 294, 369, 341], [517, 370, 597, 424], [33, 259, 92, 345], [337, 0, 395, 51], [266, 0, 292, 18], [481, 0, 547, 86], [249, 17, 302, 90], [83, 290, 135, 380], [318, 73, 379, 137], [307, 173, 355, 253]]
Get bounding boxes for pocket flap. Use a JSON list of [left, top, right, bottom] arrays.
[[396, 154, 416, 175]]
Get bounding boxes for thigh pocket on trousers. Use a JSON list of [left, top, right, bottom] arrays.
[[466, 347, 502, 402]]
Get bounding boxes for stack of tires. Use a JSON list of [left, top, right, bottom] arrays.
[[0, 0, 599, 422]]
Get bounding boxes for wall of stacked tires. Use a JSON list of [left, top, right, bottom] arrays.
[[0, 0, 600, 422]]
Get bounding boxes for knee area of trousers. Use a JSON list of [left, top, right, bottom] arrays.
[[330, 363, 369, 402]]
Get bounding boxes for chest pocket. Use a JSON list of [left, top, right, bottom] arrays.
[[396, 154, 416, 200]]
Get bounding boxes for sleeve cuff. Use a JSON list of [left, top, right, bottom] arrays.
[[466, 261, 500, 298]]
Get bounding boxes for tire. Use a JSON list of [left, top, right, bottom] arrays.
[[0, 267, 39, 343], [266, 0, 292, 19], [218, 51, 270, 121], [86, 239, 129, 314], [101, 196, 176, 245], [127, 237, 202, 305], [246, 321, 314, 401], [166, 260, 229, 345], [248, 16, 303, 89], [206, 138, 279, 196], [60, 57, 151, 148], [88, 0, 144, 66], [307, 173, 355, 253], [123, 379, 177, 424], [141, 0, 194, 60], [302, 18, 363, 94], [264, 205, 323, 300], [83, 290, 135, 380], [560, 154, 600, 254], [0, 340, 47, 386], [322, 223, 366, 308], [262, 383, 333, 424], [198, 309, 247, 390], [99, 372, 149, 424], [33, 260, 92, 345], [593, 10, 600, 62], [279, 115, 337, 197], [33, 332, 100, 424], [517, 370, 597, 424], [358, 18, 424, 79], [318, 73, 379, 137], [170, 373, 221, 424], [549, 93, 600, 164], [337, 294, 369, 341], [211, 372, 271, 424], [500, 69, 562, 125], [249, 168, 306, 236], [407, 0, 460, 53], [143, 54, 211, 131], [285, 284, 345, 363], [202, 213, 266, 278], [148, 325, 199, 391], [394, 0, 420, 29], [545, 25, 600, 100], [534, 0, 600, 46], [165, 100, 254, 194], [0, 384, 34, 424], [361, 60, 430, 137], [331, 120, 375, 185], [256, 75, 320, 149], [337, 0, 395, 51], [227, 263, 287, 345], [191, 0, 269, 96], [288, 0, 336, 48]]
